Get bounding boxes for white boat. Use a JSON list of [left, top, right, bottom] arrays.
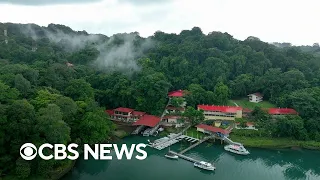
[[143, 128, 152, 136], [165, 153, 178, 159], [224, 144, 250, 155], [194, 161, 216, 171]]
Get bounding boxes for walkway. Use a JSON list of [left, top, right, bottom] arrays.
[[231, 100, 239, 107], [179, 135, 215, 154], [168, 150, 202, 164], [150, 124, 192, 148], [149, 98, 172, 136]]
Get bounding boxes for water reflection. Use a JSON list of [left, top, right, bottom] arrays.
[[63, 136, 320, 180], [76, 158, 111, 175], [283, 165, 307, 180]]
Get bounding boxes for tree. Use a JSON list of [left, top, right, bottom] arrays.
[[78, 109, 115, 144], [36, 104, 71, 144], [213, 82, 230, 105], [31, 89, 61, 110], [274, 115, 307, 140], [65, 79, 94, 101], [185, 84, 207, 107], [15, 158, 31, 179], [54, 96, 77, 121], [285, 87, 320, 119], [133, 71, 171, 114], [14, 74, 31, 97], [230, 74, 254, 97], [170, 97, 185, 107], [183, 106, 204, 125], [0, 81, 19, 103]]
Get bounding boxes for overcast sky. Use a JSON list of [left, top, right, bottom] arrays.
[[0, 0, 319, 45]]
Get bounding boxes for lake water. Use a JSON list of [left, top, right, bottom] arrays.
[[62, 136, 320, 180]]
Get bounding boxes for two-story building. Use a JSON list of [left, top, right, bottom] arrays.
[[162, 115, 185, 128], [197, 105, 243, 127], [248, 93, 263, 103], [105, 107, 146, 123]]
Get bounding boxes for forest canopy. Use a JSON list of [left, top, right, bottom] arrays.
[[0, 23, 320, 179]]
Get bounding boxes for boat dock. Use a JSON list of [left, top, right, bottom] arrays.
[[149, 133, 199, 150], [168, 150, 201, 163], [179, 135, 214, 154]]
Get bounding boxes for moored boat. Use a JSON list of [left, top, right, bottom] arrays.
[[165, 152, 179, 159], [194, 161, 216, 171], [224, 144, 250, 155]]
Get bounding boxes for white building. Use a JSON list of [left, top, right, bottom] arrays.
[[162, 115, 184, 128], [248, 93, 263, 103]]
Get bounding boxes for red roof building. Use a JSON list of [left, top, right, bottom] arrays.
[[105, 107, 147, 123], [196, 124, 230, 135], [132, 111, 146, 116], [105, 107, 162, 127], [114, 107, 134, 113], [132, 115, 161, 127], [268, 108, 298, 115], [197, 105, 243, 123], [197, 105, 242, 113], [168, 90, 185, 97], [250, 92, 263, 97]]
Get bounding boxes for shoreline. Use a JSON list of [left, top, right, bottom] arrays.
[[230, 135, 320, 151], [56, 130, 320, 180]]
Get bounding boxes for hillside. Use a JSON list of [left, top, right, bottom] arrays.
[[0, 23, 320, 179]]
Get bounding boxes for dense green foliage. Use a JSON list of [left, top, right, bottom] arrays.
[[0, 23, 320, 178]]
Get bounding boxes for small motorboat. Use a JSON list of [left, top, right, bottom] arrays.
[[194, 161, 216, 171], [224, 144, 250, 155], [165, 152, 178, 159]]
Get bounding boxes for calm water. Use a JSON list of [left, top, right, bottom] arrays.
[[63, 136, 320, 180]]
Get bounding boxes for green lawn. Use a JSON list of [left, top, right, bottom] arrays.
[[185, 127, 205, 139], [230, 98, 276, 109]]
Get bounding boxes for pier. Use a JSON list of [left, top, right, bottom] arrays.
[[168, 150, 201, 163], [179, 135, 214, 154], [149, 132, 197, 150]]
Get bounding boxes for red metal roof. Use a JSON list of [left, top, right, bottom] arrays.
[[196, 124, 230, 135], [268, 108, 298, 115], [105, 109, 114, 116], [132, 111, 146, 116], [197, 105, 242, 113], [243, 108, 253, 113], [168, 90, 185, 97], [246, 122, 254, 126], [248, 92, 263, 97], [132, 115, 161, 127], [114, 107, 134, 113]]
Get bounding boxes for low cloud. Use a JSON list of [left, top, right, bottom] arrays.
[[93, 33, 154, 74], [21, 24, 154, 73], [118, 0, 170, 5], [0, 0, 102, 6]]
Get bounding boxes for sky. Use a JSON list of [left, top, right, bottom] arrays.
[[0, 0, 319, 46]]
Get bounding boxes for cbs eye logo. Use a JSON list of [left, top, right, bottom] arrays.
[[20, 143, 37, 160]]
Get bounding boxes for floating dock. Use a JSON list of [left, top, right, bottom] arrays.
[[149, 133, 199, 150], [179, 135, 214, 154], [168, 150, 201, 163]]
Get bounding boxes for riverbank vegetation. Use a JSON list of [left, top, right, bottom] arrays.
[[0, 23, 320, 179], [231, 135, 320, 150]]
